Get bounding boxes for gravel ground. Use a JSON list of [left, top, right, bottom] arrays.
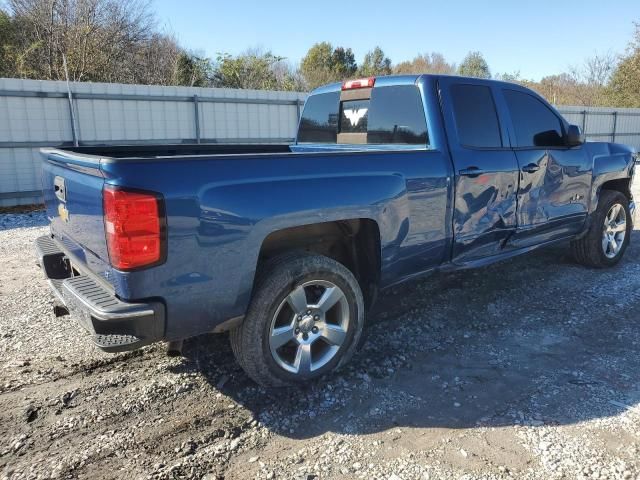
[[1, 202, 640, 480]]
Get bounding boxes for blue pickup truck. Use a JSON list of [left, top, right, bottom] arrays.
[[36, 74, 636, 386]]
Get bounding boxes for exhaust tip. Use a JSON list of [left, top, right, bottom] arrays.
[[166, 339, 184, 357]]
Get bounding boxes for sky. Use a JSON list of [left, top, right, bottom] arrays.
[[154, 0, 638, 81]]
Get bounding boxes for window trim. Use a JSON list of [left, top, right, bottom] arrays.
[[292, 143, 431, 153], [502, 87, 567, 149]]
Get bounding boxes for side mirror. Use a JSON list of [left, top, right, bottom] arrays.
[[566, 124, 584, 147]]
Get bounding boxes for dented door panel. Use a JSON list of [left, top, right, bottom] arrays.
[[508, 147, 591, 247]]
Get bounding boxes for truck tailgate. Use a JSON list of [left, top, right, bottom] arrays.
[[41, 151, 109, 275]]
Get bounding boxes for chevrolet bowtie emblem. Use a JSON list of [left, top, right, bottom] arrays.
[[58, 203, 70, 223]]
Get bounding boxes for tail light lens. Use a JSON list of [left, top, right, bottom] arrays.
[[103, 186, 166, 270]]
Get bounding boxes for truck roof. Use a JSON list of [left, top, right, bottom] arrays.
[[309, 74, 523, 95]]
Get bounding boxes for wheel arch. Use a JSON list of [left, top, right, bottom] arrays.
[[255, 219, 382, 309], [589, 143, 636, 214], [599, 177, 632, 199]]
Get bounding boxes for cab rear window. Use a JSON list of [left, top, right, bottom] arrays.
[[297, 85, 428, 145]]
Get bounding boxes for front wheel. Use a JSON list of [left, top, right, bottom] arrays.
[[571, 190, 632, 268], [230, 252, 364, 387]]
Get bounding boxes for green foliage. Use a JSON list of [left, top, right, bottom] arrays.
[[394, 52, 455, 75], [458, 51, 491, 79], [215, 51, 280, 90], [300, 42, 357, 90], [216, 50, 305, 91], [607, 23, 640, 107], [331, 47, 357, 78], [173, 52, 215, 87], [495, 71, 523, 83], [0, 8, 18, 77], [358, 47, 391, 77]]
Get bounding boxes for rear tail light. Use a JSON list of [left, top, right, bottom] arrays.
[[342, 77, 375, 90], [103, 186, 166, 270]]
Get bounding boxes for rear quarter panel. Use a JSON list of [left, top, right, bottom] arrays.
[[100, 151, 425, 340]]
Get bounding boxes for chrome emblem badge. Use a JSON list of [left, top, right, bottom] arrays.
[[58, 203, 70, 223]]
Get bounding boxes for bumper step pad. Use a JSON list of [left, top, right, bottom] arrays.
[[62, 276, 152, 319], [61, 276, 159, 352], [93, 334, 143, 352]]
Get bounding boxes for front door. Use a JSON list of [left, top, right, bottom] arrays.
[[500, 88, 592, 247], [439, 78, 520, 263]]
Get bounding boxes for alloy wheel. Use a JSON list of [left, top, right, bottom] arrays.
[[268, 280, 350, 374], [602, 203, 627, 259]]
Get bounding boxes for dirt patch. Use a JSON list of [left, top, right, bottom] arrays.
[[0, 204, 45, 215]]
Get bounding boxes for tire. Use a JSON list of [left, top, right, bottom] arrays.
[[230, 252, 365, 387], [571, 190, 632, 268]]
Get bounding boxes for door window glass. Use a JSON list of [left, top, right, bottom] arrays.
[[503, 89, 564, 147]]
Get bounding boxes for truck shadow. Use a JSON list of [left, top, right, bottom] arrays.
[[0, 210, 49, 231], [173, 231, 640, 439]]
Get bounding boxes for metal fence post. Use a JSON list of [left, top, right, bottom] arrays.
[[582, 110, 587, 135], [193, 95, 201, 144], [62, 54, 79, 147], [67, 93, 79, 147], [612, 111, 618, 143]]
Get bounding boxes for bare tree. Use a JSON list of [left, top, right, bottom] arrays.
[[561, 52, 619, 106], [582, 51, 618, 87], [6, 0, 179, 84]]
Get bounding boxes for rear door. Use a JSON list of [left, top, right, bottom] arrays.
[[438, 77, 520, 263], [500, 88, 592, 247]]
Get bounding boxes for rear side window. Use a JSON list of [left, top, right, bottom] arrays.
[[450, 84, 502, 148], [503, 89, 564, 147], [297, 85, 428, 145], [297, 91, 340, 143]]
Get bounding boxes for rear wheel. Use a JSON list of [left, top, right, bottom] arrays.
[[571, 190, 631, 268], [230, 252, 364, 387]]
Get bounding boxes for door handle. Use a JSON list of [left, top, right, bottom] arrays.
[[522, 163, 540, 173], [459, 166, 486, 177]]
